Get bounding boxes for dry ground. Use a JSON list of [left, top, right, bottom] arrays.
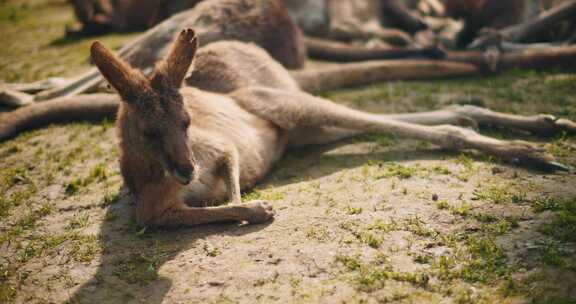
[[1, 1, 576, 303]]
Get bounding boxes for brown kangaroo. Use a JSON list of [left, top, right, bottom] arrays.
[[86, 28, 572, 227], [40, 0, 447, 101]]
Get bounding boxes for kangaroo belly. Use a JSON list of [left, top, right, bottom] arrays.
[[236, 119, 287, 190], [180, 89, 287, 204], [181, 123, 285, 205]]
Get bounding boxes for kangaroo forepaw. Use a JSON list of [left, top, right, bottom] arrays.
[[243, 200, 275, 224]]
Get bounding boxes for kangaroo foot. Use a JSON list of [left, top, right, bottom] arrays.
[[434, 125, 571, 172]]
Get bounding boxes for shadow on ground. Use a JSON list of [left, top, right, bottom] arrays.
[[70, 191, 273, 303]]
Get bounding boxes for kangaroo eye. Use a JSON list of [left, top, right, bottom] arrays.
[[182, 121, 190, 130]]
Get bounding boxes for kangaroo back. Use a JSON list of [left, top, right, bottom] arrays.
[[185, 41, 300, 93]]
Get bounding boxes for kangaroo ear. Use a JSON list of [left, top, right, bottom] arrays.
[[151, 28, 198, 89], [91, 41, 147, 100]]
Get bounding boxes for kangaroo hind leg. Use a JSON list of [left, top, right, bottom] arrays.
[[232, 87, 569, 172]]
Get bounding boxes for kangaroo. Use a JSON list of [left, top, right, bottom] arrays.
[[38, 0, 447, 101], [84, 28, 573, 227], [37, 0, 307, 100]]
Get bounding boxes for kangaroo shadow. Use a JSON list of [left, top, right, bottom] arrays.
[[69, 190, 273, 303]]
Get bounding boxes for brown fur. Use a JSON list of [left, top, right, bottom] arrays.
[[86, 28, 572, 227]]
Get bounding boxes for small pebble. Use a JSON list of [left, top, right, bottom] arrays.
[[432, 194, 439, 201]]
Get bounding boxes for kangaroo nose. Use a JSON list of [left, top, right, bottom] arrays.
[[173, 165, 194, 185]]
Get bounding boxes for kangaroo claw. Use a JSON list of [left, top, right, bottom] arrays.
[[503, 140, 569, 172], [514, 156, 572, 173], [545, 161, 572, 172]]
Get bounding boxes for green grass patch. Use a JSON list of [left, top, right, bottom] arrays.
[[472, 184, 525, 204], [339, 221, 383, 248], [378, 163, 417, 179], [242, 188, 285, 202], [335, 254, 430, 291], [112, 243, 171, 285], [433, 235, 509, 284], [345, 206, 363, 215], [539, 199, 576, 243], [64, 163, 109, 196]]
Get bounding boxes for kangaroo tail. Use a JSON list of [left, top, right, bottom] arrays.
[[0, 93, 119, 142], [291, 60, 479, 93], [304, 36, 446, 62]]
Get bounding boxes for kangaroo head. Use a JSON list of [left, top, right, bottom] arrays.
[[91, 29, 198, 185]]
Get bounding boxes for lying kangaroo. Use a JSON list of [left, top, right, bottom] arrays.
[[37, 0, 307, 100], [85, 28, 572, 227]]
